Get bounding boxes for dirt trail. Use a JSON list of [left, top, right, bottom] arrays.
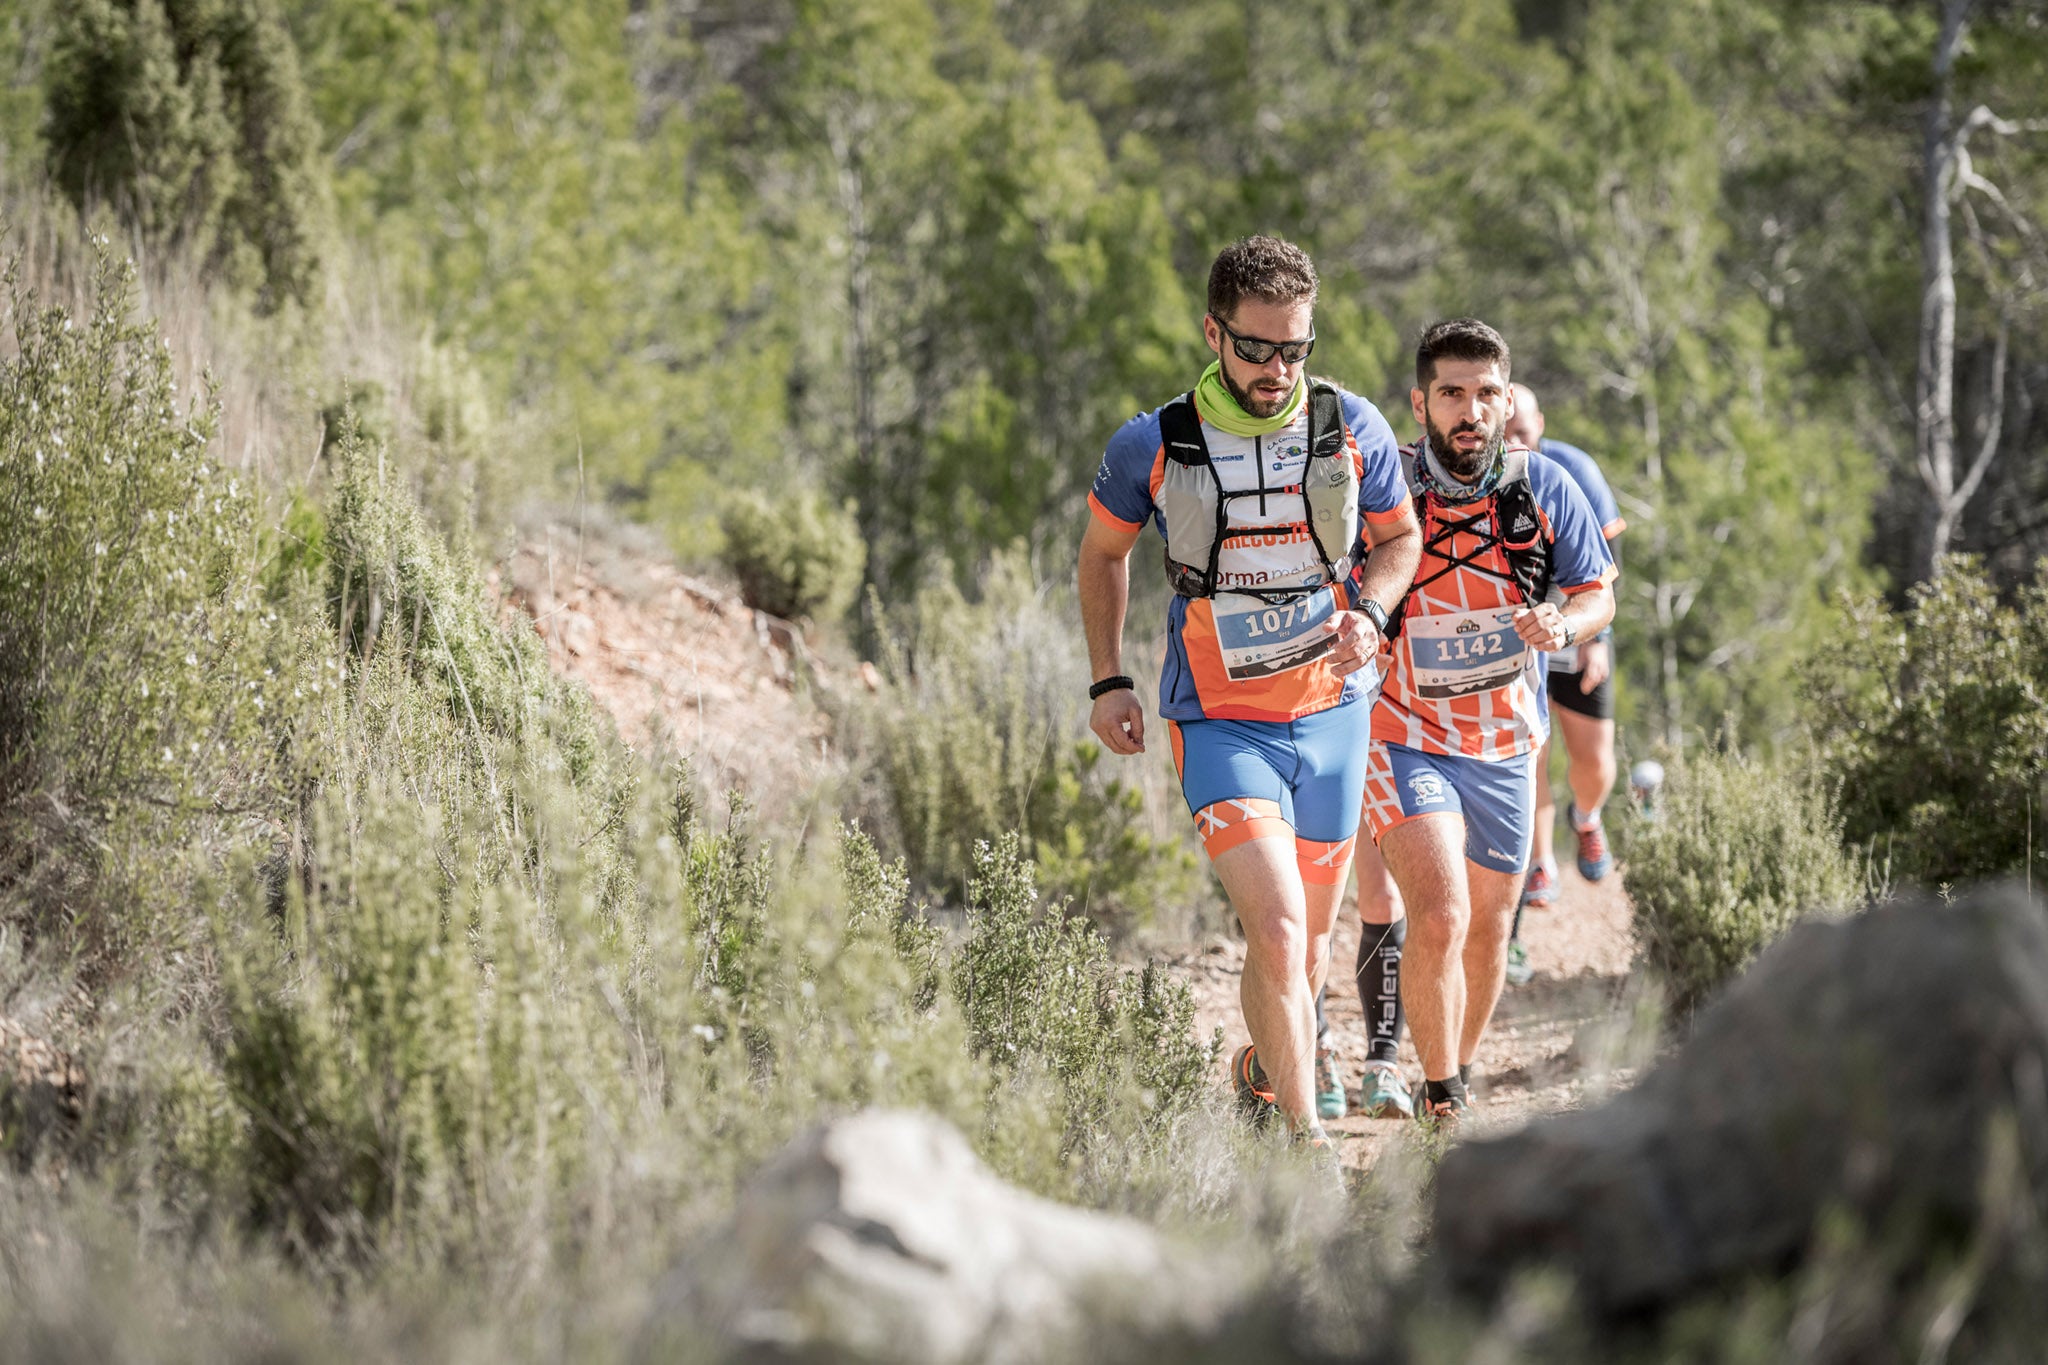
[[1164, 857, 1643, 1169]]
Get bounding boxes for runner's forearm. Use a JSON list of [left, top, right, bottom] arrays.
[[1560, 584, 1615, 640], [1078, 538, 1132, 681], [1352, 514, 1422, 615]]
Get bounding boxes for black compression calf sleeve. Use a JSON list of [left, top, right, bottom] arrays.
[[1356, 918, 1407, 1065], [1510, 899, 1525, 944], [1315, 983, 1329, 1046]]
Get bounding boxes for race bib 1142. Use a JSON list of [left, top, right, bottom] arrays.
[[1404, 608, 1528, 700]]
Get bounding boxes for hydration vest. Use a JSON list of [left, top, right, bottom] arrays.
[[1155, 379, 1360, 601], [1389, 444, 1554, 637]]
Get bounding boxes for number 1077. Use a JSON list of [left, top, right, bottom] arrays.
[[1240, 600, 1316, 638]]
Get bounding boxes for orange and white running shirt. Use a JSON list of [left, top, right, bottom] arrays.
[[1373, 444, 1617, 760]]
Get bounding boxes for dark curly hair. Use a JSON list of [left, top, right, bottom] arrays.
[[1415, 318, 1511, 389], [1206, 235, 1319, 322]]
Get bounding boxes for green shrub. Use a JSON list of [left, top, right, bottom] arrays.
[[44, 0, 326, 310], [0, 240, 271, 952], [1805, 557, 2048, 890], [718, 485, 864, 623], [1619, 742, 1866, 1015], [856, 551, 1199, 925], [956, 834, 1213, 1151]]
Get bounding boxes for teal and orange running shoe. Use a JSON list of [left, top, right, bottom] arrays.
[[1314, 1046, 1348, 1121], [1569, 804, 1613, 881], [1358, 1060, 1415, 1119]]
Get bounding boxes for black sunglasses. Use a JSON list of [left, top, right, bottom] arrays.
[[1212, 315, 1316, 366]]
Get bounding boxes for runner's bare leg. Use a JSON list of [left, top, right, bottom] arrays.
[[1303, 870, 1349, 1000], [1459, 863, 1526, 1068], [1378, 815, 1468, 1084], [1531, 731, 1558, 872], [1214, 836, 1316, 1121], [1356, 832, 1406, 926], [1556, 708, 1617, 824]]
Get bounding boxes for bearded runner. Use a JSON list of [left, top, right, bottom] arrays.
[[1078, 236, 1421, 1144], [1361, 319, 1615, 1123]]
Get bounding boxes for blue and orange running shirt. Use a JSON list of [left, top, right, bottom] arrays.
[[1540, 438, 1626, 540], [1088, 385, 1412, 723], [1373, 443, 1616, 761]]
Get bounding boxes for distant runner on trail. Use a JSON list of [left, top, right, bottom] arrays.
[[1079, 236, 1422, 1145], [1365, 320, 1614, 1122], [1502, 383, 1627, 986]]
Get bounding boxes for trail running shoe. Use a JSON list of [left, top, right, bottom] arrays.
[[1413, 1082, 1470, 1125], [1231, 1043, 1278, 1127], [1357, 1060, 1414, 1120], [1314, 1046, 1348, 1121], [1570, 804, 1613, 881], [1504, 938, 1534, 987], [1520, 860, 1557, 909]]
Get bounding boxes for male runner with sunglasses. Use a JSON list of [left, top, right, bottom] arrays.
[[1079, 236, 1421, 1144], [1364, 320, 1614, 1121]]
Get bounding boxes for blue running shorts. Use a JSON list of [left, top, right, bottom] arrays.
[[1361, 741, 1537, 874], [1168, 694, 1370, 885]]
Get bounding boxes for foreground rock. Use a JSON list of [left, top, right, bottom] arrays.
[[650, 1109, 1248, 1364], [1435, 882, 2048, 1314]]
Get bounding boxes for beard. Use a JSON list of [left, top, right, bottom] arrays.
[[1426, 415, 1506, 483], [1222, 363, 1294, 419]]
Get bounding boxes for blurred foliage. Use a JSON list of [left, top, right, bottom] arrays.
[[1806, 556, 2048, 890], [44, 0, 326, 311], [719, 485, 865, 623], [0, 240, 275, 957], [853, 549, 1200, 924], [3, 0, 2048, 1353], [1619, 740, 1868, 1016]]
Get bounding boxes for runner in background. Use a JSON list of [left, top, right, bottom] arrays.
[[1501, 384, 1626, 985]]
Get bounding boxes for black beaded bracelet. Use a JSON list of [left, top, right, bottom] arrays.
[[1088, 675, 1135, 701]]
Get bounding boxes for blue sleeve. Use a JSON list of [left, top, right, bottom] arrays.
[[1532, 458, 1615, 592], [1341, 391, 1409, 520], [1088, 411, 1161, 533], [1542, 440, 1624, 536]]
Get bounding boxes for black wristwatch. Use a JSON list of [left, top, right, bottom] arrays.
[[1088, 675, 1134, 701], [1359, 599, 1390, 637], [1559, 619, 1578, 649]]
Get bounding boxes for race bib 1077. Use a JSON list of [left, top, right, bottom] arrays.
[[1211, 589, 1336, 681], [1404, 608, 1528, 700]]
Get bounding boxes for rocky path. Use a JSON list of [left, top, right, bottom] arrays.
[[1163, 856, 1644, 1169]]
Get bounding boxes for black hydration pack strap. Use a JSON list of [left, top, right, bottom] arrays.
[[1389, 475, 1552, 638]]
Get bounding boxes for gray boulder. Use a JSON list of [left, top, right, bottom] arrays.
[[652, 1109, 1249, 1363], [1434, 882, 2048, 1314]]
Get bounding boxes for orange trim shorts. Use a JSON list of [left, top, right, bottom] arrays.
[[1169, 695, 1369, 885]]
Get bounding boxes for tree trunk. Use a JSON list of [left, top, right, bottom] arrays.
[[1913, 0, 1974, 581], [829, 107, 882, 592]]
